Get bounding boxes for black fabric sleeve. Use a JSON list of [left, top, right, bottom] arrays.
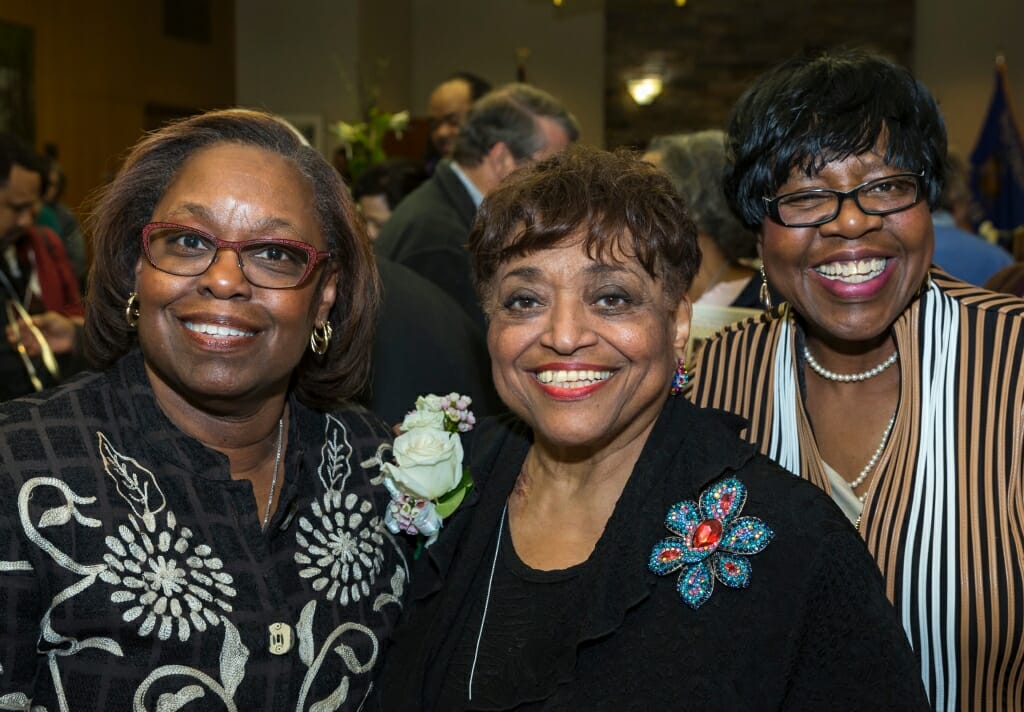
[[780, 528, 931, 711]]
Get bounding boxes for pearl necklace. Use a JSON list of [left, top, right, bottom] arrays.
[[848, 413, 895, 503], [261, 418, 284, 531], [803, 347, 899, 382]]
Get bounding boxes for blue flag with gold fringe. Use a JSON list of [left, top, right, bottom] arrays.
[[969, 57, 1024, 249]]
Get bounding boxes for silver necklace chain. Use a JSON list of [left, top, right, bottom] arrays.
[[261, 417, 284, 531], [848, 413, 896, 502], [468, 501, 507, 701], [803, 346, 899, 383]]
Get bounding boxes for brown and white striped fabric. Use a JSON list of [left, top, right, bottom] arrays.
[[690, 269, 1024, 712]]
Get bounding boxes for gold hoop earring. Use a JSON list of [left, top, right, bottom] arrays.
[[759, 266, 773, 313], [310, 321, 333, 355], [125, 292, 140, 328]]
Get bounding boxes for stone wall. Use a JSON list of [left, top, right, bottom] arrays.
[[605, 0, 914, 149]]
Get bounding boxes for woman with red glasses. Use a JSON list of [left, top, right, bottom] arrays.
[[0, 109, 408, 710], [690, 49, 1024, 711]]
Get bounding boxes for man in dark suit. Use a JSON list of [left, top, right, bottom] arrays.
[[375, 83, 579, 332]]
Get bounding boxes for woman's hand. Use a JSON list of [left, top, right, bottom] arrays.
[[6, 311, 82, 356]]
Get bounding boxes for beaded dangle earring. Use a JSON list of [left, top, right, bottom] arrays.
[[759, 266, 773, 313], [670, 358, 689, 396]]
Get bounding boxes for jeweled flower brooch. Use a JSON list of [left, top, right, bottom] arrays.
[[648, 477, 774, 609]]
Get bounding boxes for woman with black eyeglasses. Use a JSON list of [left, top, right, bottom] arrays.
[[689, 49, 1024, 711], [0, 109, 409, 710]]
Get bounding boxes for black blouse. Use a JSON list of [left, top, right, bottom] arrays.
[[369, 397, 930, 711], [0, 350, 410, 710]]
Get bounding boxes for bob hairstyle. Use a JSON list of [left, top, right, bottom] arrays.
[[725, 48, 948, 230], [648, 130, 758, 264], [469, 145, 700, 309], [84, 108, 380, 410]]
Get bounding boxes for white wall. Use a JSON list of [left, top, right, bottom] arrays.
[[235, 0, 361, 155]]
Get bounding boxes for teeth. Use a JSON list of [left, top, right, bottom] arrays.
[[185, 321, 255, 337], [535, 369, 613, 388], [815, 258, 887, 284]]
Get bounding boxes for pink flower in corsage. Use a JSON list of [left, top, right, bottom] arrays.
[[648, 477, 774, 609], [365, 393, 474, 546]]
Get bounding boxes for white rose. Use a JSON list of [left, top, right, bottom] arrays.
[[400, 408, 446, 432], [385, 428, 463, 500], [415, 394, 446, 413]]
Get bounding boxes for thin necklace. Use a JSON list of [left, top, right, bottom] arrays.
[[261, 417, 284, 531], [803, 346, 899, 383], [848, 413, 896, 503], [468, 501, 507, 701]]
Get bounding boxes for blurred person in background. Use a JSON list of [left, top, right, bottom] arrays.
[[646, 130, 762, 308], [0, 132, 85, 400], [376, 83, 578, 333], [351, 159, 427, 240], [930, 150, 1012, 285], [424, 71, 492, 175]]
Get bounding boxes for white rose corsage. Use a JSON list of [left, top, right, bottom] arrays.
[[363, 393, 475, 546]]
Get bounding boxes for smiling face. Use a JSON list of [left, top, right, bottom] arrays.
[[135, 142, 336, 413], [760, 147, 934, 347], [486, 237, 690, 454]]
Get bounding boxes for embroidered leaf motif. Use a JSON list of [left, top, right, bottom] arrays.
[[310, 677, 349, 712], [155, 685, 204, 712], [37, 504, 73, 528], [97, 431, 166, 524], [218, 619, 249, 698], [318, 415, 354, 492], [298, 600, 317, 667]]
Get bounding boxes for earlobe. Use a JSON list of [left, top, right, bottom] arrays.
[[316, 270, 339, 324], [487, 142, 515, 179]]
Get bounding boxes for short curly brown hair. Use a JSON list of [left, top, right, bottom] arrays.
[[83, 109, 379, 410], [469, 145, 700, 312]]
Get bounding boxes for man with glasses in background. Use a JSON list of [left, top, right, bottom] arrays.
[[0, 132, 85, 399]]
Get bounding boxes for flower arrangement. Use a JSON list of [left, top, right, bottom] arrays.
[[330, 107, 409, 181], [365, 394, 475, 546]]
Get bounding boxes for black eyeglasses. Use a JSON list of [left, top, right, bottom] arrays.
[[141, 222, 332, 289], [763, 172, 925, 227]]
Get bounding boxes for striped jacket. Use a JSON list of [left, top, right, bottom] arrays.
[[690, 270, 1024, 712]]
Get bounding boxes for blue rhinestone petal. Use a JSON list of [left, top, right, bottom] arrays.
[[719, 516, 775, 555], [664, 499, 699, 538], [676, 560, 714, 609], [713, 553, 752, 589], [699, 477, 747, 525], [649, 536, 707, 575]]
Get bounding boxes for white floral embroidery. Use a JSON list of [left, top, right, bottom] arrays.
[[295, 491, 385, 606], [96, 434, 236, 643]]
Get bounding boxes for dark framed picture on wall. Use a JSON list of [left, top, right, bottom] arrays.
[[0, 21, 34, 142]]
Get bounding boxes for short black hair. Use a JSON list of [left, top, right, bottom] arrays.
[[351, 159, 427, 210], [0, 132, 44, 188], [724, 48, 947, 230]]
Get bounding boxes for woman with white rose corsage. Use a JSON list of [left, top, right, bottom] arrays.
[[0, 110, 410, 710], [366, 146, 929, 710]]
